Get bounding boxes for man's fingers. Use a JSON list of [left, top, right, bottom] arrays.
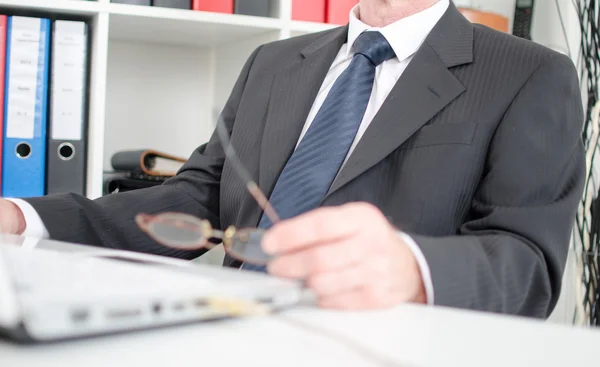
[[262, 202, 381, 254], [318, 286, 400, 310], [263, 207, 354, 254], [307, 265, 371, 297], [307, 255, 394, 297], [267, 238, 366, 278]]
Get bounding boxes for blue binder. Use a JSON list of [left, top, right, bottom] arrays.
[[2, 17, 50, 198]]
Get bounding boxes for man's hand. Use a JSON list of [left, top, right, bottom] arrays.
[[262, 202, 427, 310], [0, 199, 26, 235]]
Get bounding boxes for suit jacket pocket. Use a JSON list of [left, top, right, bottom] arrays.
[[405, 122, 478, 149]]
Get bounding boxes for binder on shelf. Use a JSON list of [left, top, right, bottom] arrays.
[[192, 0, 233, 13], [2, 16, 51, 198], [153, 0, 191, 9], [293, 0, 326, 23], [0, 15, 7, 191], [111, 149, 186, 177], [327, 0, 357, 25], [46, 20, 89, 196], [234, 0, 272, 17], [110, 0, 151, 5]]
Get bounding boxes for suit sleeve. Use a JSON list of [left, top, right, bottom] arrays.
[[22, 46, 263, 259], [409, 53, 585, 317]]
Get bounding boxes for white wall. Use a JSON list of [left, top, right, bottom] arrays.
[[104, 41, 214, 170]]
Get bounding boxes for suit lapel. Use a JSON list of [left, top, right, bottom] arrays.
[[258, 27, 348, 199], [325, 3, 474, 199]]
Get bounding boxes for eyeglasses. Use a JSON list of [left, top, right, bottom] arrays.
[[135, 212, 271, 265], [135, 113, 280, 265]]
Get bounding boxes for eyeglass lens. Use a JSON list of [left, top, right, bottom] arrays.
[[145, 213, 207, 249], [227, 228, 273, 265]]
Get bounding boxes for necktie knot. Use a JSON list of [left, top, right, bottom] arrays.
[[353, 31, 396, 66]]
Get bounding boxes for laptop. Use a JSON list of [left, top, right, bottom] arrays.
[[0, 234, 308, 343]]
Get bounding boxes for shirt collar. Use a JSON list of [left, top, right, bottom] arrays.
[[346, 0, 450, 62]]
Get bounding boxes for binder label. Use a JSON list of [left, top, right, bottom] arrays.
[[6, 18, 42, 139], [51, 21, 87, 141]]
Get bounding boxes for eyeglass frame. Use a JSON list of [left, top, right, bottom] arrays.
[[134, 113, 281, 264]]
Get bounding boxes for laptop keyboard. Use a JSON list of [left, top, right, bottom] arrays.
[[2, 247, 212, 297]]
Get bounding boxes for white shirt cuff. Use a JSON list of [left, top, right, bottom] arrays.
[[5, 198, 50, 239], [399, 232, 434, 305]]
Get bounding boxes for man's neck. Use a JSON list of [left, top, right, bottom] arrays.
[[358, 0, 441, 28]]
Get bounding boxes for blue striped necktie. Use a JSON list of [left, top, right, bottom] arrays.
[[242, 32, 396, 271]]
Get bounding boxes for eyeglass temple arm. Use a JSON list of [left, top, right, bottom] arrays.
[[215, 114, 281, 224], [247, 182, 280, 223]]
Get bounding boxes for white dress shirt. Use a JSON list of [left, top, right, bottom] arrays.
[[10, 0, 449, 304]]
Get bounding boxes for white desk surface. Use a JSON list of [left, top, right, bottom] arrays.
[[1, 303, 599, 367]]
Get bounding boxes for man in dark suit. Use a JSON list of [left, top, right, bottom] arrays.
[[0, 0, 585, 317]]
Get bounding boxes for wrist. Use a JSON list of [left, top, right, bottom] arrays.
[[405, 240, 427, 304], [412, 270, 428, 304], [396, 232, 432, 305], [3, 199, 26, 235]]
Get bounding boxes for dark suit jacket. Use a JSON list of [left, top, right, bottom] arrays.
[[26, 3, 585, 317]]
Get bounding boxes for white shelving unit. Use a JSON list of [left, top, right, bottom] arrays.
[[0, 0, 338, 199]]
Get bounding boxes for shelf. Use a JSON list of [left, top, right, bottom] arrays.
[[0, 0, 101, 16], [107, 3, 284, 47], [0, 0, 340, 200], [0, 1, 337, 47]]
